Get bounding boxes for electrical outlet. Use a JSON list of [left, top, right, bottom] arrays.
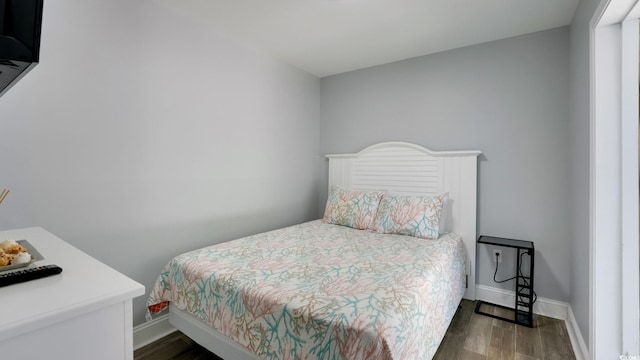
[[493, 249, 502, 263]]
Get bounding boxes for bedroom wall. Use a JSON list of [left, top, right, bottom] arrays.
[[0, 0, 320, 325], [320, 27, 571, 303], [568, 0, 601, 349]]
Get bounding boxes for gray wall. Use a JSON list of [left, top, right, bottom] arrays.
[[0, 0, 320, 325], [320, 27, 571, 302]]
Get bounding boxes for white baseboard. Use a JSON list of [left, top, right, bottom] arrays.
[[476, 285, 588, 360], [133, 314, 176, 350], [475, 284, 568, 319], [566, 306, 589, 360]]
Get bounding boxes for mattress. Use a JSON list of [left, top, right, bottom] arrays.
[[147, 220, 467, 360]]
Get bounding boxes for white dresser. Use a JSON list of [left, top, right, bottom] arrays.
[[0, 227, 145, 360]]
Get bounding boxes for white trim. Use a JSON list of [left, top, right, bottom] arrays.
[[588, 6, 598, 359], [475, 284, 567, 320], [620, 17, 640, 356], [567, 306, 590, 360], [599, 0, 640, 24], [132, 314, 176, 350], [589, 0, 640, 357], [592, 23, 623, 360]]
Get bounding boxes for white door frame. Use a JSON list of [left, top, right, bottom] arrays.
[[619, 16, 640, 357], [590, 0, 640, 358]]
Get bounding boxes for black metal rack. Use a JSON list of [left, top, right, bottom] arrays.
[[475, 235, 535, 327]]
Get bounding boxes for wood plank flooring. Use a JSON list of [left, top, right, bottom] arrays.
[[134, 300, 575, 360], [433, 301, 575, 360], [134, 331, 222, 360]]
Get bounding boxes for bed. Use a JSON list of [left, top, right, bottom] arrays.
[[146, 142, 481, 360]]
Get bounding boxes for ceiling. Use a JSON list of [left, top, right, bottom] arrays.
[[159, 0, 580, 78]]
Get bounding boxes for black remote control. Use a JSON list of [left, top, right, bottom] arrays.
[[0, 264, 63, 287]]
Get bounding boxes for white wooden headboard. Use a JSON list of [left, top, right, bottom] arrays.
[[326, 141, 481, 300]]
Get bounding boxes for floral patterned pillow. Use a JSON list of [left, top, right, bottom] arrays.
[[323, 186, 385, 230], [372, 193, 448, 240]]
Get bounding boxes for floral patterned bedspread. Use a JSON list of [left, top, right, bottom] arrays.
[[147, 220, 467, 360]]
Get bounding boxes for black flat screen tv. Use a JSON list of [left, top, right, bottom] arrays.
[[0, 0, 43, 98]]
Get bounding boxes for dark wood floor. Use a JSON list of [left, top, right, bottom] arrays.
[[135, 331, 221, 360], [134, 300, 575, 360]]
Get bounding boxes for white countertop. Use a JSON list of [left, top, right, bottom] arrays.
[[0, 227, 145, 342]]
